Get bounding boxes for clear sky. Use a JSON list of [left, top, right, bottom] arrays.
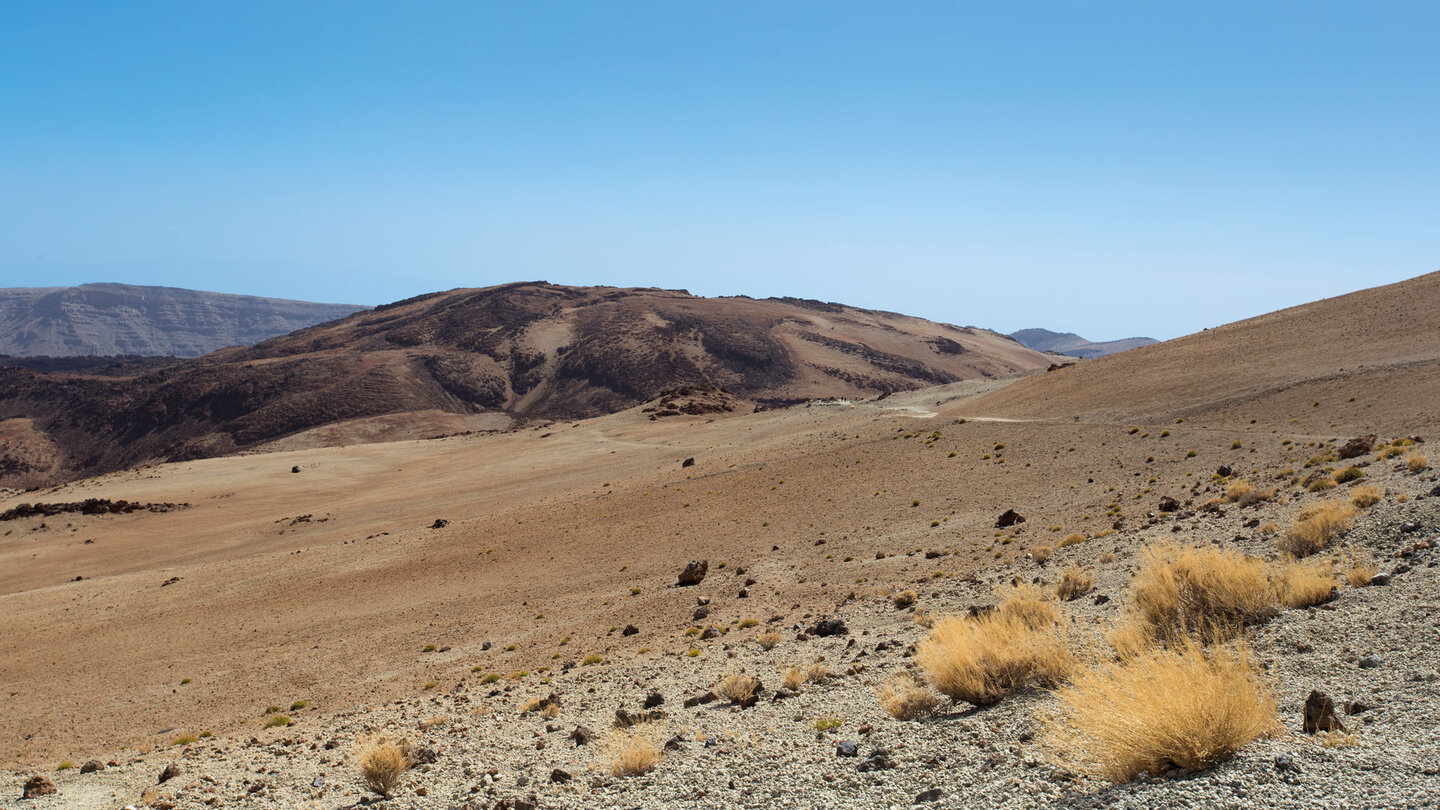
[[1, 2, 1435, 340]]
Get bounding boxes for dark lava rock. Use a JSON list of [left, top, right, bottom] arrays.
[[80, 760, 105, 774], [858, 748, 896, 772], [1303, 690, 1344, 734], [915, 788, 944, 803], [1158, 496, 1180, 513], [413, 747, 438, 765], [836, 740, 858, 757], [807, 617, 848, 637], [682, 457, 695, 467], [700, 626, 722, 640], [491, 798, 539, 810], [1275, 753, 1300, 773], [21, 774, 57, 798], [1401, 522, 1422, 533], [995, 509, 1025, 528], [1344, 700, 1373, 715], [683, 691, 718, 708], [614, 708, 665, 728], [570, 725, 596, 745], [1216, 465, 1233, 477], [1093, 594, 1110, 606], [1370, 572, 1392, 586], [693, 605, 711, 621], [429, 519, 449, 529], [644, 691, 665, 709], [664, 734, 686, 751], [1337, 435, 1376, 459], [549, 768, 572, 783], [622, 624, 639, 636], [1359, 655, 1382, 669], [158, 763, 182, 783], [290, 465, 301, 474], [737, 587, 749, 599], [677, 560, 708, 587], [482, 641, 492, 651]]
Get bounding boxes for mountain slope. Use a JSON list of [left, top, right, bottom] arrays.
[[0, 282, 1053, 484], [1008, 327, 1157, 358], [974, 271, 1440, 425], [0, 283, 368, 357]]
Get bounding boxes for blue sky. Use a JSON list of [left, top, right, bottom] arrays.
[[1, 2, 1435, 340]]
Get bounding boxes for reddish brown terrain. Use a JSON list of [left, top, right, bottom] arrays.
[[1, 273, 1439, 808], [0, 283, 1051, 487]]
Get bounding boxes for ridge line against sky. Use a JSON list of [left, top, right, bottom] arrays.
[[1, 1, 1436, 341]]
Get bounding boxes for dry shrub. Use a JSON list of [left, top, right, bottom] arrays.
[[606, 730, 660, 777], [892, 590, 917, 608], [876, 673, 941, 720], [1107, 620, 1154, 661], [351, 733, 414, 797], [540, 703, 560, 720], [519, 696, 545, 714], [1350, 485, 1382, 508], [913, 608, 936, 629], [1279, 500, 1356, 557], [1224, 480, 1274, 506], [781, 667, 805, 691], [1031, 546, 1053, 564], [1055, 567, 1094, 601], [1127, 544, 1276, 642], [1259, 522, 1278, 537], [756, 630, 783, 650], [1276, 558, 1337, 608], [417, 715, 449, 729], [806, 662, 831, 684], [1333, 466, 1364, 484], [998, 582, 1058, 629], [1407, 451, 1429, 473], [1307, 477, 1337, 493], [716, 671, 759, 703], [1058, 533, 1088, 548], [1099, 551, 1117, 564], [915, 611, 1074, 706], [1344, 552, 1378, 587], [1040, 641, 1280, 782]]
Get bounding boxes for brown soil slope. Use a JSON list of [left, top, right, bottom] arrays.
[[0, 282, 1050, 485], [971, 271, 1440, 425]]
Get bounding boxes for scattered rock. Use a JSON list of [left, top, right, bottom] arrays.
[[290, 465, 300, 474], [1401, 522, 1422, 533], [622, 624, 639, 636], [1370, 572, 1392, 586], [1359, 655, 1382, 669], [644, 691, 665, 709], [614, 708, 665, 728], [1343, 699, 1373, 715], [1216, 465, 1233, 477], [858, 748, 896, 772], [158, 763, 182, 783], [1303, 690, 1345, 734], [80, 760, 105, 774], [1157, 496, 1180, 513], [693, 606, 711, 621], [995, 509, 1025, 528], [1092, 594, 1110, 606], [413, 747, 438, 764], [807, 617, 848, 637], [570, 726, 596, 745], [21, 774, 56, 799], [1275, 753, 1300, 773], [836, 740, 858, 757], [491, 797, 538, 810], [682, 457, 695, 467], [914, 788, 944, 803], [1337, 435, 1376, 459], [549, 768, 572, 783], [677, 560, 708, 587], [683, 691, 718, 708], [430, 519, 449, 529]]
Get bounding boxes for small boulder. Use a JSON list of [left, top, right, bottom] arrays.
[[677, 560, 708, 587], [21, 774, 57, 799], [995, 509, 1025, 528], [158, 763, 182, 783], [549, 768, 572, 784], [682, 457, 695, 468], [915, 788, 944, 803], [570, 725, 596, 745], [429, 519, 449, 529], [1216, 464, 1233, 477], [1302, 690, 1344, 734], [643, 691, 665, 709], [622, 624, 639, 636], [836, 740, 858, 757], [1157, 496, 1180, 513], [1358, 655, 1382, 669], [1337, 435, 1376, 459], [80, 760, 105, 774], [1369, 572, 1392, 586], [807, 618, 848, 637]]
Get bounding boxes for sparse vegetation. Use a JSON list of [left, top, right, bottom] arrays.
[[1057, 532, 1087, 548], [1332, 466, 1364, 484], [892, 589, 917, 608], [717, 670, 761, 703], [352, 733, 414, 797], [1040, 641, 1279, 781], [1123, 544, 1275, 643], [172, 734, 198, 746], [876, 673, 941, 720], [1407, 450, 1429, 472], [1223, 480, 1273, 506], [1279, 499, 1356, 557], [915, 587, 1073, 706], [1055, 567, 1094, 601], [782, 667, 806, 691], [1350, 485, 1382, 508], [812, 714, 843, 732], [756, 630, 783, 650], [1276, 557, 1337, 608], [1030, 546, 1052, 564], [582, 654, 604, 666], [1344, 552, 1378, 587], [263, 714, 292, 728], [806, 661, 831, 684], [607, 730, 660, 776]]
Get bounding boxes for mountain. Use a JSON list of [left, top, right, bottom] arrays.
[[1008, 327, 1157, 358], [975, 271, 1440, 426], [0, 281, 1054, 485], [0, 283, 368, 357]]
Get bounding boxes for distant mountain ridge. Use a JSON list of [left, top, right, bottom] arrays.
[[1008, 327, 1157, 359], [0, 283, 368, 357]]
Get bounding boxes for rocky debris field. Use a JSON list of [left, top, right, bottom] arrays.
[[6, 460, 1440, 809]]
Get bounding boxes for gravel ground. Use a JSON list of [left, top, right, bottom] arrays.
[[7, 462, 1440, 810]]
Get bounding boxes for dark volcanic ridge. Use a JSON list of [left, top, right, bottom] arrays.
[[0, 283, 368, 358], [1008, 327, 1157, 359], [0, 282, 1053, 486]]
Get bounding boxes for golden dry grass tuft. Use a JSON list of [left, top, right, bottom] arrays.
[[1350, 485, 1382, 508], [915, 608, 1074, 706], [892, 590, 917, 608], [716, 670, 760, 703], [781, 667, 805, 691], [1039, 641, 1280, 782], [1276, 557, 1337, 608], [1279, 499, 1356, 557], [1407, 450, 1429, 473], [1030, 546, 1053, 564], [998, 582, 1059, 629], [1343, 551, 1378, 587], [1223, 480, 1274, 506], [1057, 532, 1088, 548], [606, 730, 660, 777], [806, 661, 832, 684], [876, 673, 941, 720], [913, 608, 936, 629], [756, 630, 783, 650], [1125, 544, 1275, 642], [1055, 567, 1094, 602], [351, 733, 414, 797]]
